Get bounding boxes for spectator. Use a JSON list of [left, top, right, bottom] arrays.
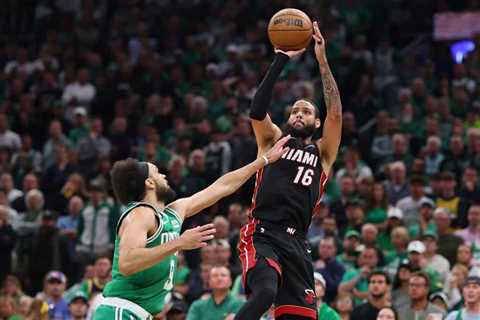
[[421, 230, 450, 282], [314, 272, 340, 320], [76, 181, 115, 270], [392, 259, 412, 311], [406, 241, 443, 293], [384, 226, 409, 277], [186, 266, 244, 320], [365, 182, 389, 227], [384, 161, 410, 205], [409, 198, 436, 239], [444, 264, 469, 310], [0, 113, 21, 153], [351, 271, 390, 320], [36, 271, 69, 320], [377, 207, 404, 253], [76, 117, 111, 177], [0, 207, 16, 283], [361, 224, 378, 247], [376, 307, 398, 320], [337, 230, 362, 271], [456, 205, 480, 247], [434, 207, 464, 266], [445, 276, 480, 320], [436, 171, 465, 226], [42, 120, 71, 170], [62, 68, 96, 109], [67, 291, 89, 320], [0, 295, 22, 320], [339, 247, 380, 304], [1, 276, 26, 307], [11, 173, 39, 213], [330, 175, 357, 229], [396, 176, 432, 227], [10, 134, 42, 183], [0, 173, 23, 204], [334, 293, 354, 320], [397, 272, 445, 320], [424, 136, 444, 176], [24, 298, 49, 320], [314, 236, 346, 304]]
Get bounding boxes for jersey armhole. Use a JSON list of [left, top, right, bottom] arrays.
[[165, 205, 183, 225], [116, 203, 163, 242]]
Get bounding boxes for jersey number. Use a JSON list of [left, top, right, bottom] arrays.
[[163, 259, 175, 290], [293, 166, 314, 186]]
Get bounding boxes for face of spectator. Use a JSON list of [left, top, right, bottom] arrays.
[[369, 275, 388, 298], [391, 165, 406, 183], [46, 278, 66, 298], [95, 258, 111, 280], [372, 183, 385, 202], [377, 308, 396, 320], [213, 218, 230, 239], [450, 136, 464, 155], [398, 267, 411, 282], [463, 283, 480, 304], [69, 299, 88, 318], [457, 245, 473, 265], [335, 295, 353, 313], [77, 69, 89, 84], [408, 276, 428, 301], [468, 206, 480, 226], [200, 245, 215, 264], [340, 177, 355, 195], [360, 248, 379, 268], [49, 120, 62, 138], [362, 225, 378, 244], [422, 237, 437, 254], [208, 267, 231, 291], [27, 193, 44, 211], [420, 205, 433, 221], [23, 174, 38, 192], [68, 196, 84, 215], [314, 280, 325, 299], [463, 168, 478, 186], [0, 174, 14, 191], [0, 298, 14, 317], [343, 113, 355, 132], [322, 217, 337, 235], [434, 212, 450, 233], [285, 100, 320, 139], [0, 208, 8, 227], [319, 238, 336, 260], [410, 182, 424, 198], [442, 178, 456, 194], [215, 245, 231, 264], [408, 252, 423, 268]]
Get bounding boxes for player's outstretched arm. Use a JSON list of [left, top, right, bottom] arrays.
[[250, 49, 304, 154], [117, 206, 216, 276], [313, 21, 342, 176], [171, 135, 290, 219]]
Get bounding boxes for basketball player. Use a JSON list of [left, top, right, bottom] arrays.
[[92, 136, 289, 320], [236, 22, 342, 320]]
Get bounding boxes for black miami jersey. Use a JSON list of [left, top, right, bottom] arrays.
[[250, 136, 328, 233]]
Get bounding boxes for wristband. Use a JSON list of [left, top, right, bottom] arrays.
[[262, 156, 269, 166]]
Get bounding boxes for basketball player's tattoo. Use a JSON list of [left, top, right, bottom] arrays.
[[320, 64, 342, 117]]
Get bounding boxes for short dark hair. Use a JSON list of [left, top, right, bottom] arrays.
[[368, 270, 390, 285], [410, 271, 430, 289], [410, 175, 425, 186], [296, 98, 320, 118], [378, 307, 399, 320], [110, 158, 148, 205]]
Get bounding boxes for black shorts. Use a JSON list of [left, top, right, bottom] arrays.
[[238, 218, 317, 319]]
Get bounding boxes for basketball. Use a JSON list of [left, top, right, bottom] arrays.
[[268, 8, 313, 51]]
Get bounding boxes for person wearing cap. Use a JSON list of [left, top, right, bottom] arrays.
[[69, 291, 89, 320], [397, 271, 446, 320], [339, 247, 380, 305], [434, 207, 464, 266], [397, 175, 433, 227], [186, 266, 244, 320], [407, 241, 443, 293], [337, 230, 362, 271], [392, 259, 413, 311], [408, 198, 436, 239], [341, 199, 365, 238], [436, 171, 464, 227], [314, 272, 340, 320], [376, 207, 404, 253], [351, 271, 390, 320], [445, 276, 480, 320], [430, 291, 449, 313], [36, 271, 69, 320], [76, 180, 115, 272], [422, 230, 450, 282], [68, 106, 90, 146]]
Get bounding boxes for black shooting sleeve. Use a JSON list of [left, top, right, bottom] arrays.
[[249, 52, 289, 120]]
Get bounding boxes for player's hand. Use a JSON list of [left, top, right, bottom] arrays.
[[274, 48, 306, 59], [265, 135, 291, 164], [312, 21, 327, 64], [178, 224, 216, 250]]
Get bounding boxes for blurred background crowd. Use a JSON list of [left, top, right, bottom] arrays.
[[1, 0, 480, 319]]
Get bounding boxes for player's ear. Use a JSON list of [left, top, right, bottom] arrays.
[[315, 118, 321, 128], [144, 177, 154, 190]]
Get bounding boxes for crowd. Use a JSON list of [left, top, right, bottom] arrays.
[[1, 0, 480, 319]]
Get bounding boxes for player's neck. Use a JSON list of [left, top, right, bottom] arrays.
[[142, 194, 165, 210]]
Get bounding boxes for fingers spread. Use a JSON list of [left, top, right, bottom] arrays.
[[198, 223, 215, 231]]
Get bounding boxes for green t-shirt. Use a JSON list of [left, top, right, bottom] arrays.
[[366, 207, 387, 224], [174, 266, 190, 285], [68, 126, 90, 146], [336, 254, 357, 272], [318, 303, 341, 320], [340, 268, 368, 305], [377, 231, 394, 253], [103, 202, 183, 315], [186, 293, 245, 320]]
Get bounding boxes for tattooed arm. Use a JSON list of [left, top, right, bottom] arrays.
[[312, 21, 342, 175]]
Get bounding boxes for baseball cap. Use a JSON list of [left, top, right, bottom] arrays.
[[46, 271, 67, 284], [69, 291, 89, 305], [464, 276, 480, 287], [420, 198, 435, 208], [313, 272, 326, 288], [344, 230, 361, 240], [422, 230, 438, 241], [74, 106, 87, 117], [430, 292, 448, 305], [408, 241, 426, 254], [387, 207, 403, 219]]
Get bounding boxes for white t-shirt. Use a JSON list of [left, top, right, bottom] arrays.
[[446, 309, 480, 320]]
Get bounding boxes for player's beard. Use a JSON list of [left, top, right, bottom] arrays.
[[155, 181, 176, 203], [285, 122, 315, 138]]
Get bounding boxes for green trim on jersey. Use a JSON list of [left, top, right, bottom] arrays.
[[103, 202, 183, 315]]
